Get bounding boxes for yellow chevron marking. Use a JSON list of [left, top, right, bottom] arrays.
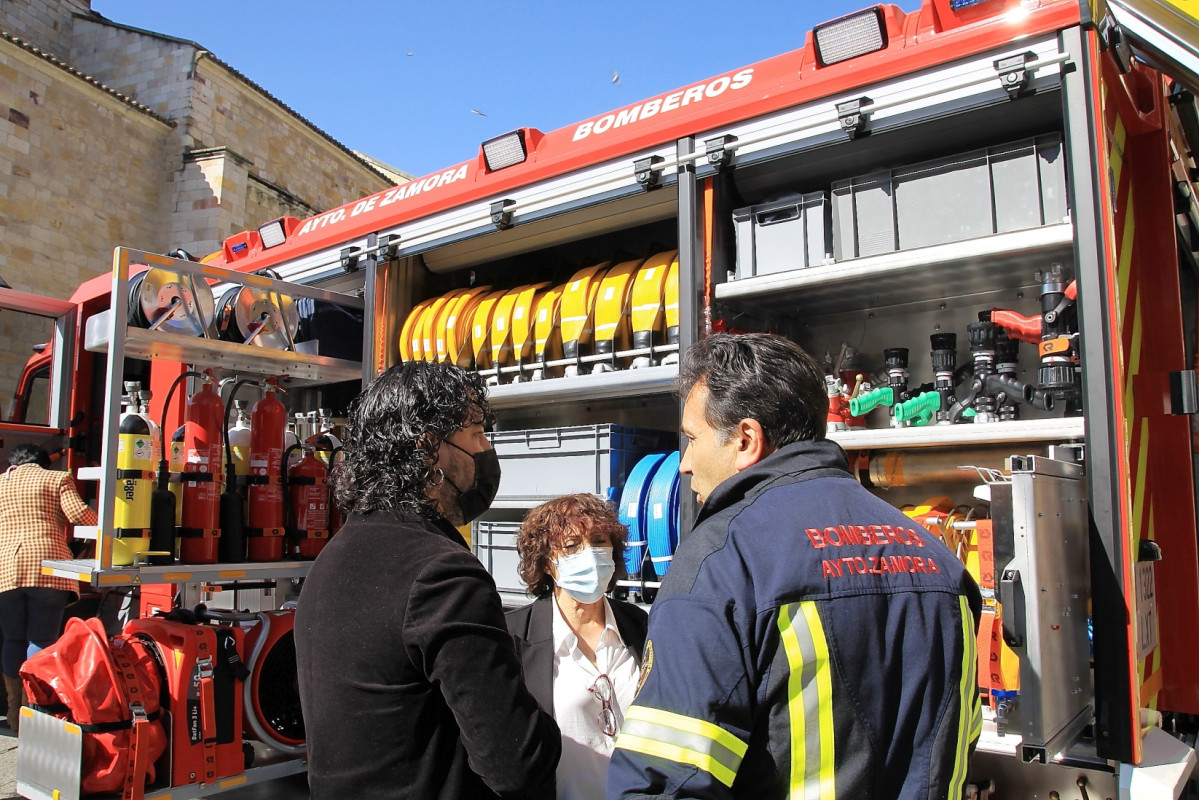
[[1110, 115, 1127, 198], [1117, 193, 1135, 333], [1124, 291, 1143, 424]]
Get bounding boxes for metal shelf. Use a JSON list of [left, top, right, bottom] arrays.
[[486, 364, 678, 409], [41, 558, 313, 586], [714, 224, 1074, 318], [827, 416, 1084, 450], [85, 310, 363, 385]]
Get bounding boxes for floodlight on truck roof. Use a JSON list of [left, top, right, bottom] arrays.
[[480, 127, 545, 172], [812, 7, 888, 67]]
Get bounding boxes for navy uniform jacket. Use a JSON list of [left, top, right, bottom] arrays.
[[607, 439, 982, 800]]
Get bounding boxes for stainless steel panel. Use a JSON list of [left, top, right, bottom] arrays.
[[16, 707, 83, 800], [992, 456, 1093, 762]]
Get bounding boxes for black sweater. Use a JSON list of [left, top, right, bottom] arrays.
[[295, 510, 561, 799]]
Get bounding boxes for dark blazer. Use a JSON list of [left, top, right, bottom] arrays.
[[506, 594, 648, 716]]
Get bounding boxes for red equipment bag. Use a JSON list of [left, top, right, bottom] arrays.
[[21, 616, 168, 800]]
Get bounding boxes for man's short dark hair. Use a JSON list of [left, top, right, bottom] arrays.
[[675, 333, 827, 447], [332, 362, 495, 516], [8, 443, 51, 469]]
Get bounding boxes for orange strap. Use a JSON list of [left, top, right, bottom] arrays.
[[195, 631, 218, 785], [110, 639, 153, 800], [977, 608, 995, 698], [976, 520, 995, 592], [987, 611, 1012, 692]]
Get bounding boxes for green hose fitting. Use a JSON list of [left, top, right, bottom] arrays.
[[848, 386, 894, 417], [893, 391, 941, 427]]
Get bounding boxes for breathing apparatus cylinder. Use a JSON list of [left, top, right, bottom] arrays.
[[113, 383, 158, 566], [218, 382, 256, 564], [180, 376, 224, 564], [227, 402, 251, 477], [247, 386, 287, 562], [288, 445, 331, 559]]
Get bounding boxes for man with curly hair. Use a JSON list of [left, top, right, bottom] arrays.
[[296, 362, 561, 800]]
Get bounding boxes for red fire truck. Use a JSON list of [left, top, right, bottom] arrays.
[[5, 0, 1199, 796]]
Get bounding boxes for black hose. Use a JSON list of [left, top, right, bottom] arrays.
[[157, 371, 205, 492], [281, 443, 303, 533]]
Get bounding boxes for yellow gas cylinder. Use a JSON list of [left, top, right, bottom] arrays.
[[470, 290, 506, 372], [227, 401, 252, 478], [559, 262, 609, 376], [630, 250, 676, 368], [509, 282, 550, 379], [447, 286, 491, 369], [531, 284, 566, 380], [112, 384, 158, 566], [593, 258, 644, 372]]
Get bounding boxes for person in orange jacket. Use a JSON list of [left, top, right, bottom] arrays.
[[0, 443, 97, 730]]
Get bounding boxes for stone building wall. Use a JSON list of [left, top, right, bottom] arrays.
[[0, 0, 403, 423], [2, 0, 90, 61], [0, 35, 175, 400], [67, 18, 396, 257]]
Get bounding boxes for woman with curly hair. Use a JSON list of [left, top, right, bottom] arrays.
[[506, 493, 648, 800], [295, 362, 561, 800]]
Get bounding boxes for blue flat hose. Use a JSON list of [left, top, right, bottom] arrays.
[[618, 452, 668, 576], [646, 451, 681, 578]]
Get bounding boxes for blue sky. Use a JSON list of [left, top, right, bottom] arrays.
[[92, 0, 883, 179]]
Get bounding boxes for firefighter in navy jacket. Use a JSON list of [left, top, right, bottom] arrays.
[[607, 334, 982, 800]]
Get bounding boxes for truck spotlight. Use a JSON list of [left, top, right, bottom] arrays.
[[482, 130, 530, 171], [813, 7, 887, 67], [258, 219, 289, 249]]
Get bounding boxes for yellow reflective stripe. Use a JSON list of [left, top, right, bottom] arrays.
[[615, 733, 738, 788], [802, 603, 836, 800], [623, 705, 748, 758], [616, 705, 748, 788], [949, 595, 980, 798], [778, 602, 835, 800]]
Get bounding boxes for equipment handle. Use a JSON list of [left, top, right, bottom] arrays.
[[990, 309, 1040, 344], [524, 429, 562, 450], [999, 569, 1026, 649]]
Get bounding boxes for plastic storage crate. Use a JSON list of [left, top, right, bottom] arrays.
[[831, 134, 1069, 260], [473, 520, 526, 597], [489, 424, 676, 503], [732, 192, 831, 279]]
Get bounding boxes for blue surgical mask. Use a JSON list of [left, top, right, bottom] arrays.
[[553, 546, 615, 604]]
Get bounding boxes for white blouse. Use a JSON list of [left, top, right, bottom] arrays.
[[550, 595, 641, 800]]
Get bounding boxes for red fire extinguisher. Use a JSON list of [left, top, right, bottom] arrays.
[[247, 379, 287, 562], [288, 445, 330, 559], [181, 373, 224, 564]]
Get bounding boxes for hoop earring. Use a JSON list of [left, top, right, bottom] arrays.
[[428, 467, 445, 487]]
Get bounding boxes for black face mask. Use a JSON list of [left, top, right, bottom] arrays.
[[441, 439, 501, 523]]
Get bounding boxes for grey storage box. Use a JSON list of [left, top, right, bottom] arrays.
[[489, 424, 675, 503], [733, 192, 831, 279], [473, 521, 526, 597], [832, 134, 1069, 260]]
